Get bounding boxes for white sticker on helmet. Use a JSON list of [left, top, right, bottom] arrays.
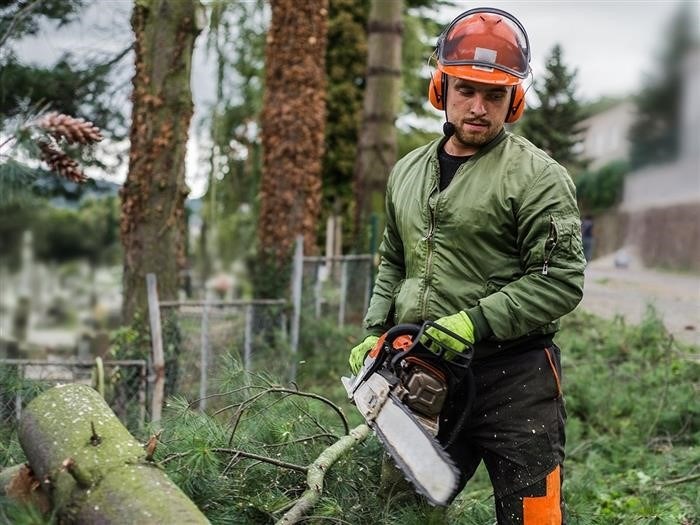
[[472, 47, 497, 72]]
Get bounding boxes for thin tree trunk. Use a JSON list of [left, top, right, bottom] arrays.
[[256, 0, 328, 297], [17, 384, 209, 523], [121, 0, 203, 326], [353, 0, 403, 249]]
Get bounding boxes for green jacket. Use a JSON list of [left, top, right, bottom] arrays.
[[364, 131, 586, 344]]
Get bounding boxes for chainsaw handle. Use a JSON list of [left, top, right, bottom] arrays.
[[419, 320, 474, 370], [384, 324, 422, 347]]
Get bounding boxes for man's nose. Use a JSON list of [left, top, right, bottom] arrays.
[[470, 94, 487, 116]]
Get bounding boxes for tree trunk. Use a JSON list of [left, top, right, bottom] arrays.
[[353, 0, 403, 249], [256, 0, 328, 298], [17, 384, 209, 523], [121, 0, 202, 326]]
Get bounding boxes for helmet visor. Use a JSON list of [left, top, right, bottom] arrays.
[[438, 8, 530, 81]]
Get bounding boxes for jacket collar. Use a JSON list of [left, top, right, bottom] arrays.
[[433, 128, 507, 161]]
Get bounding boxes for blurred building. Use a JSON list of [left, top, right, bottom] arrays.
[[580, 47, 700, 271], [579, 100, 636, 171], [622, 47, 700, 212]]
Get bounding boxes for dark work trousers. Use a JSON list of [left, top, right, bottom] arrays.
[[444, 343, 566, 525]]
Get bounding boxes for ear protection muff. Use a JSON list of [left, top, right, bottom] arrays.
[[506, 83, 526, 123], [428, 72, 527, 123], [428, 70, 445, 110]]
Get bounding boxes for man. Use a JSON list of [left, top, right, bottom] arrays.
[[348, 8, 585, 525]]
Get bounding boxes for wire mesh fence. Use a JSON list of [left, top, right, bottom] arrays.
[[158, 300, 289, 411], [301, 255, 373, 327], [0, 358, 148, 434]]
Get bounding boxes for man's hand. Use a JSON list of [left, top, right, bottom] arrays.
[[423, 311, 475, 357], [348, 335, 379, 374]]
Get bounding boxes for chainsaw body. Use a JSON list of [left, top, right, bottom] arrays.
[[342, 322, 475, 505]]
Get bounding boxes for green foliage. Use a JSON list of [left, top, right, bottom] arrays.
[[401, 1, 452, 119], [30, 196, 121, 265], [0, 0, 85, 44], [517, 44, 586, 173], [575, 159, 629, 213], [628, 3, 699, 169], [321, 0, 369, 247], [198, 0, 266, 280], [557, 308, 699, 525], [0, 308, 696, 522], [148, 307, 699, 524]]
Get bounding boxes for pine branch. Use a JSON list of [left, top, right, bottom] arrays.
[[215, 387, 349, 436], [0, 0, 42, 48], [275, 424, 371, 525], [212, 448, 308, 473]]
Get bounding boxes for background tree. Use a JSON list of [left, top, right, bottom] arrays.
[[120, 0, 203, 325], [627, 2, 699, 169], [352, 0, 404, 250], [198, 0, 266, 289], [322, 0, 369, 251], [255, 0, 328, 297], [517, 44, 586, 173]]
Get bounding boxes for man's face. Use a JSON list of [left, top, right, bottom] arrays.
[[445, 76, 512, 155]]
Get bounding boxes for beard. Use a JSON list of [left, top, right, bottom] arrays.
[[453, 119, 501, 149]]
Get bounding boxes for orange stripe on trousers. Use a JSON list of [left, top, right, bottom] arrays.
[[523, 465, 562, 525]]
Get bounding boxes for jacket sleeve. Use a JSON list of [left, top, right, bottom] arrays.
[[468, 162, 586, 340], [363, 171, 405, 336]]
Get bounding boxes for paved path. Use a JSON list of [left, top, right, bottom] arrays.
[[577, 253, 700, 347]]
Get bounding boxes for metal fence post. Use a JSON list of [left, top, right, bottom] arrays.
[[146, 273, 165, 425], [244, 304, 253, 372], [338, 259, 348, 327], [290, 235, 304, 382], [199, 291, 210, 411]]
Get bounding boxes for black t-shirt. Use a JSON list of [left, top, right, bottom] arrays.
[[438, 144, 472, 191]]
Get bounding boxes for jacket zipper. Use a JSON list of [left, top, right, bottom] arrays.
[[421, 169, 440, 319], [542, 215, 558, 275]]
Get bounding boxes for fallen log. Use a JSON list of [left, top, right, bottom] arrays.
[[18, 383, 209, 524]]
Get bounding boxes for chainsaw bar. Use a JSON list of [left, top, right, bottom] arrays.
[[349, 372, 460, 506]]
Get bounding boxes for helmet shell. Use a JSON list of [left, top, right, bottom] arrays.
[[437, 8, 530, 85]]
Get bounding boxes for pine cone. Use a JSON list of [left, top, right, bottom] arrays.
[[39, 141, 88, 183], [35, 112, 103, 144]]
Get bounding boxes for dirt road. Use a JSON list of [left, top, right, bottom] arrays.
[[577, 252, 700, 347]]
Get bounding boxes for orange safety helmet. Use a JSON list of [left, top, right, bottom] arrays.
[[429, 8, 531, 123]]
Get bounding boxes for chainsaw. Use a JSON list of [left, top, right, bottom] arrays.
[[341, 321, 475, 506]]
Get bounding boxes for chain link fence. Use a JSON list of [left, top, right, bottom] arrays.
[[301, 255, 373, 327], [158, 300, 289, 411], [0, 358, 148, 434]]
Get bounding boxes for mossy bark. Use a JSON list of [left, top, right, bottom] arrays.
[[121, 0, 202, 328], [18, 384, 209, 524]]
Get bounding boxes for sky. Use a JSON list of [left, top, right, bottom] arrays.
[[9, 0, 694, 196]]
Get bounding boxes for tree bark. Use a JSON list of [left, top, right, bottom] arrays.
[[121, 0, 203, 326], [353, 0, 403, 249], [256, 0, 328, 297], [17, 384, 209, 524]]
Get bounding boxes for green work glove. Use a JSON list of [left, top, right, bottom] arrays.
[[424, 311, 475, 356], [349, 335, 379, 375]]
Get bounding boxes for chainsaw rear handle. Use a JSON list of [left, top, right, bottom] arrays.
[[418, 320, 474, 368]]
